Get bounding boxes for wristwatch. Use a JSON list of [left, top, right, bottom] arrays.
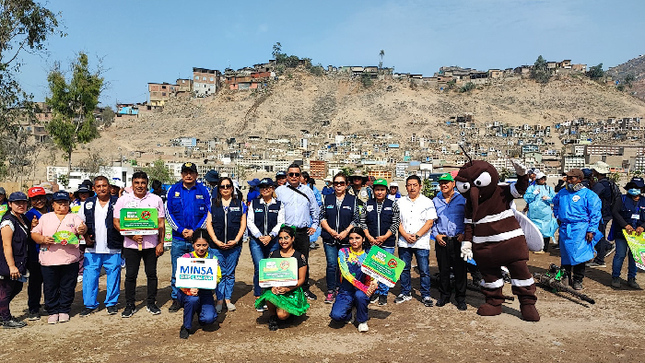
[[414, 234, 419, 239]]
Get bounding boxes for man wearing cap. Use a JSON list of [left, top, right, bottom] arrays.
[[552, 169, 602, 290], [361, 178, 400, 306], [24, 186, 51, 320], [387, 183, 401, 201], [0, 187, 7, 219], [275, 171, 287, 187], [587, 161, 618, 268], [275, 163, 320, 300], [247, 178, 285, 306], [165, 162, 211, 313], [431, 173, 468, 310]]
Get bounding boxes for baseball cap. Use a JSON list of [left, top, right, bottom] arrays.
[[52, 191, 71, 201], [535, 172, 546, 180], [8, 191, 28, 202], [28, 186, 47, 198], [438, 173, 454, 182], [276, 171, 287, 179], [373, 179, 388, 188], [0, 187, 5, 195], [390, 182, 399, 188], [565, 169, 584, 179], [181, 162, 198, 173], [77, 184, 92, 194], [258, 178, 275, 188], [205, 170, 219, 183]]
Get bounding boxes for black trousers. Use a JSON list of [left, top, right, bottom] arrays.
[[41, 263, 78, 314], [27, 259, 44, 313], [562, 263, 586, 284], [543, 237, 551, 253], [293, 227, 310, 290], [123, 248, 158, 306], [435, 237, 467, 302], [593, 219, 611, 264]]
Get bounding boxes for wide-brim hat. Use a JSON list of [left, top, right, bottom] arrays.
[[591, 161, 610, 174], [626, 177, 645, 190]]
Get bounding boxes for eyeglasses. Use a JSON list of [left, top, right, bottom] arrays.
[[220, 184, 233, 189], [333, 181, 346, 186], [288, 172, 301, 177]]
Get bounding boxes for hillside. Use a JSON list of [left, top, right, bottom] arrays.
[[606, 54, 645, 101]]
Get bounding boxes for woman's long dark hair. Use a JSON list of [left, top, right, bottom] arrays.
[[214, 177, 236, 207]]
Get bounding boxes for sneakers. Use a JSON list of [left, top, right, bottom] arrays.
[[586, 261, 606, 268], [457, 301, 468, 311], [394, 294, 412, 304], [107, 306, 119, 315], [572, 281, 583, 290], [268, 315, 279, 331], [146, 304, 161, 315], [435, 297, 449, 307], [168, 299, 181, 313], [369, 294, 379, 304], [28, 311, 40, 321], [357, 322, 369, 333], [422, 297, 434, 307], [79, 307, 95, 317], [324, 290, 336, 304], [605, 244, 616, 258], [304, 289, 318, 301], [627, 278, 642, 290], [226, 302, 236, 311], [77, 275, 83, 283], [216, 304, 223, 314], [309, 242, 319, 250], [47, 314, 59, 324], [58, 313, 69, 323], [533, 250, 545, 254], [2, 319, 27, 329], [179, 326, 190, 339], [611, 277, 621, 288], [378, 295, 387, 306], [121, 304, 136, 318]]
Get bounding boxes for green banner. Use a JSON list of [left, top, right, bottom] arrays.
[[52, 230, 79, 245], [361, 245, 405, 287], [0, 204, 7, 218], [259, 257, 298, 287], [623, 230, 645, 270], [119, 208, 158, 230]]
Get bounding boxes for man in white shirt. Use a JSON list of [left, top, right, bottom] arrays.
[[78, 176, 123, 316], [395, 175, 437, 307]]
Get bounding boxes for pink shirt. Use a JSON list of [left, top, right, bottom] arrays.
[[32, 212, 84, 266], [113, 192, 165, 250]]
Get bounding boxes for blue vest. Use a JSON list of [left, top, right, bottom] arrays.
[[618, 195, 645, 229], [364, 198, 396, 247], [250, 198, 281, 243], [321, 194, 357, 245], [0, 213, 29, 276], [211, 198, 244, 246], [84, 195, 124, 250]]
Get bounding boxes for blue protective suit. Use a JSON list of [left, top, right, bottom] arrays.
[[524, 184, 558, 238], [552, 187, 602, 265]]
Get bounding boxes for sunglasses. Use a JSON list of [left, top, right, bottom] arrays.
[[288, 172, 301, 177], [220, 184, 233, 189], [333, 181, 346, 186]]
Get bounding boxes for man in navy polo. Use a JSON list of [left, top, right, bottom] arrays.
[[165, 162, 212, 312]]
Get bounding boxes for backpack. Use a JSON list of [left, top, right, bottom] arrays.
[[607, 179, 621, 206]]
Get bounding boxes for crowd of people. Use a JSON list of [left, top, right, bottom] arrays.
[[0, 160, 643, 337]]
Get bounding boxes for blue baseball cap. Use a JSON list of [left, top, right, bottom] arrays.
[[275, 171, 287, 179], [52, 191, 71, 201], [258, 178, 275, 188], [205, 170, 219, 183], [8, 191, 28, 202]]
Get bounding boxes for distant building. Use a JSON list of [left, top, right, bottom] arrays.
[[193, 67, 220, 97], [148, 82, 178, 106], [309, 160, 327, 180]]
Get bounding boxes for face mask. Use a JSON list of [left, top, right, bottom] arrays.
[[628, 188, 641, 197]]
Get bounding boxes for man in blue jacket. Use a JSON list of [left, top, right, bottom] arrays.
[[165, 162, 212, 312]]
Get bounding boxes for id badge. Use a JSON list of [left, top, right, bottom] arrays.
[[631, 213, 640, 220]]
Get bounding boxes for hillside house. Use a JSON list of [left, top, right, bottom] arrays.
[[192, 67, 220, 97], [148, 82, 178, 106]]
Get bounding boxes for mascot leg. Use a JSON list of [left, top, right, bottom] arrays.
[[476, 265, 504, 316], [506, 260, 540, 322]]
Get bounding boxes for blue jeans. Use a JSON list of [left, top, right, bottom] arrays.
[[82, 252, 121, 309], [249, 238, 279, 296], [179, 290, 216, 330], [330, 287, 370, 323], [323, 241, 341, 292], [171, 238, 194, 300], [376, 246, 396, 296], [399, 247, 431, 298], [211, 245, 242, 301], [612, 237, 637, 279]]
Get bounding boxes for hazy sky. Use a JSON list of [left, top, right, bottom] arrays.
[[16, 0, 644, 107]]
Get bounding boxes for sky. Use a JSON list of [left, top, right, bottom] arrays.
[[16, 0, 645, 107]]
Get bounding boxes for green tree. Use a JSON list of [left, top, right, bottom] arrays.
[[624, 74, 635, 88], [422, 179, 437, 199], [46, 52, 104, 180], [459, 82, 475, 93], [360, 73, 373, 88], [499, 167, 511, 182], [587, 63, 604, 80], [530, 55, 551, 84], [142, 159, 174, 184], [340, 166, 354, 177], [101, 106, 115, 127], [378, 49, 385, 70]]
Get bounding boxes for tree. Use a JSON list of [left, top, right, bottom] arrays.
[[100, 106, 115, 127], [78, 150, 108, 178], [340, 166, 355, 177], [46, 52, 104, 180], [459, 82, 475, 93], [530, 55, 551, 84], [360, 73, 373, 88], [379, 49, 385, 70], [587, 63, 604, 80], [0, 0, 62, 180], [624, 74, 635, 88], [422, 179, 437, 199], [142, 159, 174, 184]]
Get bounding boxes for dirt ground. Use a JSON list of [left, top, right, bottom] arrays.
[[1, 236, 644, 362]]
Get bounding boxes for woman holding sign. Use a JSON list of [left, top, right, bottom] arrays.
[[31, 191, 87, 324], [330, 227, 378, 333], [255, 226, 309, 331], [206, 177, 247, 313]]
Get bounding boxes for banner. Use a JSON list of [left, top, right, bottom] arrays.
[[163, 220, 172, 248], [623, 230, 645, 270], [361, 245, 405, 287], [119, 208, 159, 235], [52, 230, 80, 245], [259, 257, 298, 287], [176, 258, 218, 289], [0, 204, 7, 218]]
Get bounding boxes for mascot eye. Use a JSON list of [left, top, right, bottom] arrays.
[[474, 172, 492, 187], [456, 181, 470, 193]]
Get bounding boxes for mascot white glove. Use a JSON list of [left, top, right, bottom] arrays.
[[460, 241, 473, 262], [511, 159, 528, 177]]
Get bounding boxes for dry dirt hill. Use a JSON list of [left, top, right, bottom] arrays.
[[607, 54, 645, 101]]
